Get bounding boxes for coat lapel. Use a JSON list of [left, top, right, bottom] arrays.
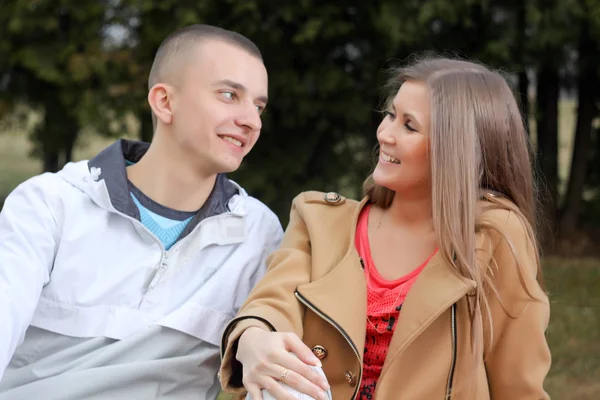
[[384, 251, 476, 364], [296, 198, 369, 360], [296, 248, 367, 358]]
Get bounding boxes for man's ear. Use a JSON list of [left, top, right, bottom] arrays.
[[148, 83, 173, 125]]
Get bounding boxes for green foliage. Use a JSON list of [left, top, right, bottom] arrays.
[[0, 0, 599, 223], [0, 0, 118, 170]]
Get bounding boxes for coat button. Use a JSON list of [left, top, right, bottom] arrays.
[[311, 345, 328, 360], [345, 370, 357, 387], [324, 192, 341, 203]]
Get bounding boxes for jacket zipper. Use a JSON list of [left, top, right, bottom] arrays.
[[99, 183, 235, 291], [294, 290, 362, 400], [445, 303, 458, 399]]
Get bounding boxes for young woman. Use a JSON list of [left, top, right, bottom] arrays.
[[218, 57, 551, 400]]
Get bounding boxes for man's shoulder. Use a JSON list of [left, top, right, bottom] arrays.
[[8, 164, 80, 201], [2, 160, 93, 216], [239, 193, 275, 216], [234, 190, 282, 231]]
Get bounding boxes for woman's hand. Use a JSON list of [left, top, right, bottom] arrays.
[[236, 327, 330, 400]]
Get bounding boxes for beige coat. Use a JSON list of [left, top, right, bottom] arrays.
[[220, 191, 551, 399]]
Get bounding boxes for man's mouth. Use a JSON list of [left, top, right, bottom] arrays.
[[219, 135, 243, 147]]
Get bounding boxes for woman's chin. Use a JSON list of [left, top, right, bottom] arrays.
[[372, 170, 397, 191]]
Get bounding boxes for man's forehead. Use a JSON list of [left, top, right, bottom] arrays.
[[189, 42, 267, 95], [191, 39, 262, 67]]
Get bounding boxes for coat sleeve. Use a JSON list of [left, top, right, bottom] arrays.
[[483, 211, 551, 399], [219, 193, 314, 393], [0, 176, 58, 379]]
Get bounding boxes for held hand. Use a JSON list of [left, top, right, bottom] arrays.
[[236, 327, 330, 400]]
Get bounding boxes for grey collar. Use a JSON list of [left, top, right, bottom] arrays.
[[87, 139, 238, 233]]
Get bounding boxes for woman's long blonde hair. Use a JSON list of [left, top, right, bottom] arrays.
[[364, 56, 542, 376]]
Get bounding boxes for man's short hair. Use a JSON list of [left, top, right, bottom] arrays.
[[148, 24, 262, 91]]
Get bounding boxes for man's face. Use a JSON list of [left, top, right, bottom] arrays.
[[168, 40, 268, 175]]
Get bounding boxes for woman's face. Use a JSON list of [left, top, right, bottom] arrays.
[[373, 80, 431, 196]]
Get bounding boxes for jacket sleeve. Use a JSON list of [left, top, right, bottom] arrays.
[[231, 211, 284, 317], [220, 193, 313, 393], [0, 177, 58, 379], [483, 211, 551, 399]]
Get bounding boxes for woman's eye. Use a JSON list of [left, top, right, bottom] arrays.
[[405, 122, 417, 132], [382, 110, 396, 120]]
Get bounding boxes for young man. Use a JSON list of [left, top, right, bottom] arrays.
[[0, 25, 282, 399]]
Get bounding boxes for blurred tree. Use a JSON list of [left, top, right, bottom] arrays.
[[559, 0, 600, 237], [0, 0, 598, 242], [527, 0, 576, 242], [0, 0, 118, 172]]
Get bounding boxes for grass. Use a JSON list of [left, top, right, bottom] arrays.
[[543, 257, 600, 399]]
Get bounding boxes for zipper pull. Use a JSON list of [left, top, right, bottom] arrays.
[[148, 253, 169, 290]]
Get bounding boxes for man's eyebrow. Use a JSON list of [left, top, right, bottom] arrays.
[[213, 79, 268, 104]]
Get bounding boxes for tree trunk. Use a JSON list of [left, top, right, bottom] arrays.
[[43, 150, 60, 173], [516, 0, 530, 133], [139, 109, 153, 143], [558, 21, 599, 237], [593, 126, 600, 184], [38, 91, 80, 172], [518, 70, 530, 133], [63, 128, 77, 165], [535, 59, 560, 243]]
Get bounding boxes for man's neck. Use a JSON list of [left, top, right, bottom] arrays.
[[126, 139, 217, 213]]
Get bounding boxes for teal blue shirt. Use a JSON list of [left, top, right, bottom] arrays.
[[130, 193, 194, 250]]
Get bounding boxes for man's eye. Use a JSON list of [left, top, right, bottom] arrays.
[[221, 91, 235, 100]]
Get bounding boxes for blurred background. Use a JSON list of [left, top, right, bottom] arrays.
[[0, 1, 598, 398]]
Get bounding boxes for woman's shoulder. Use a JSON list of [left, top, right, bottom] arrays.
[[478, 196, 530, 235], [288, 191, 364, 243], [291, 190, 362, 211], [477, 196, 536, 260]]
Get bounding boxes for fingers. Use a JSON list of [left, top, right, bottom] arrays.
[[268, 366, 329, 400], [282, 334, 330, 392], [278, 352, 329, 392], [284, 333, 322, 367], [244, 384, 263, 400], [245, 349, 329, 400], [238, 331, 330, 400], [261, 377, 304, 400]]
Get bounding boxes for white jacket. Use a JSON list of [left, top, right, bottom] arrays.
[[0, 140, 283, 379]]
